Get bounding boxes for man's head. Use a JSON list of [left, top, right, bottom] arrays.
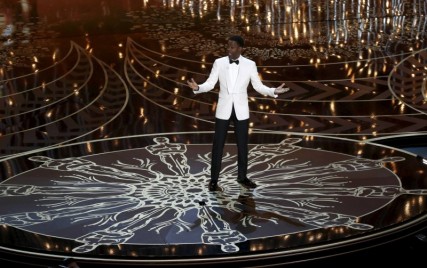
[[228, 35, 244, 60]]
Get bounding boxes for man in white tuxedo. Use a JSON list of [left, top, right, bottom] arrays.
[[187, 35, 289, 191]]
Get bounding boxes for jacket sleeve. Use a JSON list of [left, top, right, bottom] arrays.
[[193, 59, 220, 94], [249, 62, 277, 98]]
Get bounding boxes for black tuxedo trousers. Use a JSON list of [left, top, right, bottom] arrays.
[[211, 107, 249, 182]]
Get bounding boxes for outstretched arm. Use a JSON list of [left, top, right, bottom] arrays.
[[274, 83, 290, 94], [187, 59, 220, 94]]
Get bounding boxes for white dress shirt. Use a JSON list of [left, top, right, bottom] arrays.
[[228, 57, 240, 93]]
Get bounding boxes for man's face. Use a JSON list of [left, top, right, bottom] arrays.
[[228, 40, 242, 60]]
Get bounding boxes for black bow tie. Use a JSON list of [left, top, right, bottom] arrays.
[[229, 59, 239, 65]]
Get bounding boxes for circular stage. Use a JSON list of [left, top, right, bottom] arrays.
[[1, 133, 426, 266]]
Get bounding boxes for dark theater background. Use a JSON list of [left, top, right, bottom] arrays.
[[1, 0, 427, 267]]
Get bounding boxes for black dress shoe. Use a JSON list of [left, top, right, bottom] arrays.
[[237, 178, 257, 188], [208, 181, 218, 191]]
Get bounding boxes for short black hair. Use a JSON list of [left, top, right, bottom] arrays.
[[229, 35, 244, 47]]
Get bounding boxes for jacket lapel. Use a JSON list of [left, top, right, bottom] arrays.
[[224, 59, 232, 94]]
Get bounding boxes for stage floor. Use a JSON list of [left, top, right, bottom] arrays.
[[1, 0, 427, 267]]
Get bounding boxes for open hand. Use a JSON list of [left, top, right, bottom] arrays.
[[274, 83, 290, 94], [187, 78, 199, 91]]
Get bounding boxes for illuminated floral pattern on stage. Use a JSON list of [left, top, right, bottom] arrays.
[[1, 137, 425, 255]]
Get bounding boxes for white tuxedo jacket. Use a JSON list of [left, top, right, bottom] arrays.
[[194, 56, 277, 120]]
